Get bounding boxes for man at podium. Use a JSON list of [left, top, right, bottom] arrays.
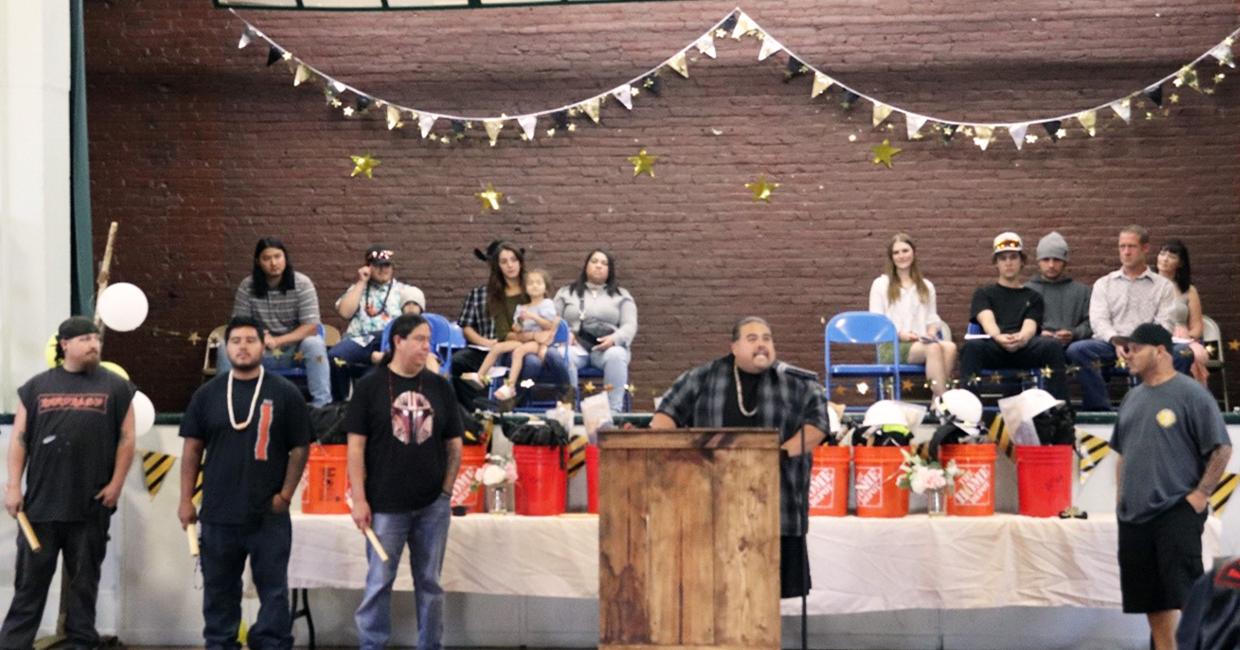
[[650, 316, 831, 598]]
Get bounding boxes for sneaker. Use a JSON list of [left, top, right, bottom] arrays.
[[462, 372, 487, 389], [493, 384, 516, 401]]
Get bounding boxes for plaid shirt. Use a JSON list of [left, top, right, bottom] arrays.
[[657, 355, 829, 536], [457, 285, 494, 340]]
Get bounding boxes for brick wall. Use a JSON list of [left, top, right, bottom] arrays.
[[84, 0, 1240, 411]]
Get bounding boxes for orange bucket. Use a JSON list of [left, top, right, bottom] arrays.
[[585, 444, 600, 514], [808, 445, 850, 516], [302, 444, 350, 514], [513, 444, 567, 516], [853, 446, 909, 518], [940, 443, 997, 516], [1015, 444, 1074, 517], [451, 445, 487, 513]]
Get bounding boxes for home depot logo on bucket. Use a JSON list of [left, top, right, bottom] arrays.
[[451, 470, 475, 508], [808, 467, 837, 509], [953, 466, 993, 507], [855, 466, 884, 508]]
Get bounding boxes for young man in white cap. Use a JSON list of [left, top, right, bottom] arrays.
[[960, 232, 1068, 399], [1025, 231, 1091, 347]]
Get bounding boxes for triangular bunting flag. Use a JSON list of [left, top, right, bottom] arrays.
[[1008, 123, 1029, 150], [484, 119, 504, 147], [1210, 472, 1237, 516], [906, 114, 928, 139], [566, 435, 588, 478], [1209, 38, 1235, 67], [1042, 119, 1062, 142], [1143, 84, 1163, 107], [1174, 66, 1201, 92], [758, 36, 783, 62], [293, 64, 312, 87], [355, 95, 373, 112], [731, 12, 757, 39], [811, 72, 834, 99], [331, 80, 346, 94], [517, 115, 537, 141], [667, 51, 689, 78], [695, 34, 717, 59], [1109, 98, 1132, 123], [266, 46, 285, 66], [141, 450, 176, 498], [642, 74, 663, 96], [418, 113, 438, 139], [581, 97, 601, 124], [611, 85, 633, 110], [238, 27, 253, 49], [972, 125, 995, 150], [841, 90, 860, 109], [1075, 431, 1111, 484], [1076, 110, 1097, 136], [987, 413, 1015, 459], [872, 102, 893, 128], [386, 105, 402, 130]]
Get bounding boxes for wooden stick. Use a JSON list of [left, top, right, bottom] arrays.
[[185, 523, 200, 557], [93, 221, 119, 335], [363, 527, 389, 562], [16, 512, 41, 552]]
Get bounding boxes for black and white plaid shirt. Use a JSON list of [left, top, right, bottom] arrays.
[[657, 355, 830, 537], [457, 285, 494, 340]]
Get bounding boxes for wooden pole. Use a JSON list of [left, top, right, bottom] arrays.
[[92, 221, 119, 336]]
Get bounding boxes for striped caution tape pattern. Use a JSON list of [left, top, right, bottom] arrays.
[[987, 414, 1014, 460], [1075, 431, 1112, 485], [566, 435, 588, 478], [141, 450, 176, 498], [192, 468, 205, 507], [1210, 472, 1236, 517]]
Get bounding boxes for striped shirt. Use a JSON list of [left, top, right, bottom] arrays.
[[232, 271, 321, 336], [1088, 267, 1177, 342]]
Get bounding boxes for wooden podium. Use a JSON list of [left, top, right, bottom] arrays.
[[598, 429, 781, 649]]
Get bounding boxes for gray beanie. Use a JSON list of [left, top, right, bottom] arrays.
[[1036, 232, 1069, 261]]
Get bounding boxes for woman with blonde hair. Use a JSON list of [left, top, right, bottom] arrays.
[[868, 233, 957, 396]]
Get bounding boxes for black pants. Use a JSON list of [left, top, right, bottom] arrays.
[[0, 508, 112, 649], [200, 513, 293, 650], [960, 337, 1068, 399], [780, 535, 811, 599], [450, 347, 489, 409]]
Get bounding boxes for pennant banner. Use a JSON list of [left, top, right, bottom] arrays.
[[141, 450, 176, 498], [987, 414, 1015, 460], [566, 435, 588, 478], [1075, 431, 1112, 485], [1211, 472, 1237, 516]]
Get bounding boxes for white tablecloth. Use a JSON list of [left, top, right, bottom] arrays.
[[290, 512, 1221, 615]]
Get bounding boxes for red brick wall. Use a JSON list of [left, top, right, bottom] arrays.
[[84, 0, 1240, 411]]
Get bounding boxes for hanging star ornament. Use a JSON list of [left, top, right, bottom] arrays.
[[350, 154, 379, 179], [475, 184, 504, 212], [870, 139, 902, 168], [583, 381, 598, 394], [745, 175, 779, 202], [832, 385, 848, 397], [293, 351, 306, 363], [627, 149, 658, 177], [1229, 339, 1240, 352], [186, 331, 202, 346], [901, 379, 914, 392]]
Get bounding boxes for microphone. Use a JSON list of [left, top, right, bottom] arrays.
[[776, 361, 819, 383]]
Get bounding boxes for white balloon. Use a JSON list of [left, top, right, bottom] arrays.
[[96, 282, 148, 332], [132, 390, 156, 436]]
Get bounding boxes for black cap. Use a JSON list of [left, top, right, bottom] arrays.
[[1117, 323, 1173, 351], [365, 245, 394, 266], [58, 316, 99, 342]]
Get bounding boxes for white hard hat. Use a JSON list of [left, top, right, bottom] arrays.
[[933, 389, 983, 435], [862, 400, 910, 429], [1020, 388, 1065, 420], [828, 406, 841, 434]]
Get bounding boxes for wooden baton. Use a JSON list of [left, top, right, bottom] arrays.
[[16, 512, 41, 552], [186, 523, 200, 557], [363, 527, 390, 563]]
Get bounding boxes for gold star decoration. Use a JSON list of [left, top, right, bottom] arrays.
[[627, 149, 658, 177], [271, 348, 284, 358], [475, 183, 504, 212], [1229, 339, 1240, 351], [1041, 366, 1054, 379], [745, 175, 780, 202], [186, 332, 202, 346], [832, 385, 848, 397], [342, 106, 355, 117], [350, 154, 379, 179], [901, 379, 914, 392], [333, 357, 347, 367], [1169, 93, 1181, 104], [293, 351, 305, 363], [625, 383, 636, 394], [583, 381, 598, 394], [989, 373, 1003, 385], [870, 139, 902, 168], [967, 374, 980, 386], [1115, 357, 1128, 370]]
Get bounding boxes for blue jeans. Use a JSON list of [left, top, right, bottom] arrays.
[[199, 513, 293, 650], [568, 344, 630, 412], [356, 496, 451, 650], [219, 334, 330, 407], [1066, 338, 1194, 411]]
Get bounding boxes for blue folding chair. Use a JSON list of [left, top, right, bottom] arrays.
[[823, 311, 906, 402], [490, 320, 572, 412], [270, 323, 328, 382], [379, 313, 461, 377]]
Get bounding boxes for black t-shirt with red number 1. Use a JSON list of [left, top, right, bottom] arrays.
[[343, 366, 463, 513], [180, 371, 310, 525]]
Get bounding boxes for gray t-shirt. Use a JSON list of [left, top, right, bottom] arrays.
[[1111, 373, 1230, 523], [232, 271, 321, 336]]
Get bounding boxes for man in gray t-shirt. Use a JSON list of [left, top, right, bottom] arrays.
[[1110, 323, 1232, 649]]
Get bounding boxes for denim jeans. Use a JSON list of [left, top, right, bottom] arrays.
[[1066, 338, 1194, 411], [355, 495, 451, 650], [0, 505, 111, 649], [219, 334, 330, 407], [199, 513, 293, 650], [568, 344, 630, 412]]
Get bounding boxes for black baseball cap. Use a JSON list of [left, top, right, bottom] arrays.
[[58, 316, 99, 342], [365, 245, 394, 266], [1115, 323, 1173, 351]]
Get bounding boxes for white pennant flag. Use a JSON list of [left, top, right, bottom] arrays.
[[238, 28, 252, 49], [332, 80, 346, 94], [293, 64, 312, 87], [418, 113, 438, 139], [667, 52, 689, 78], [611, 85, 633, 110], [972, 125, 995, 151], [811, 72, 834, 99], [517, 115, 538, 141], [1209, 39, 1235, 67], [1109, 98, 1132, 123], [872, 103, 893, 128], [695, 34, 717, 59], [1008, 123, 1028, 150], [757, 36, 782, 62], [732, 12, 756, 39], [386, 105, 402, 130], [905, 113, 928, 140]]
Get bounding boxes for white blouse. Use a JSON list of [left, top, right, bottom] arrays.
[[868, 275, 942, 335]]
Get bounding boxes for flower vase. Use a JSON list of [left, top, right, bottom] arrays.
[[487, 483, 511, 514], [926, 487, 948, 517]]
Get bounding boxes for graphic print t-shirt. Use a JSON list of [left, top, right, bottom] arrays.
[[18, 367, 135, 522], [180, 372, 310, 524], [343, 367, 463, 513]]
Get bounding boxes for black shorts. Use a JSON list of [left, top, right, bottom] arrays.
[[780, 534, 811, 599], [1118, 500, 1208, 613]]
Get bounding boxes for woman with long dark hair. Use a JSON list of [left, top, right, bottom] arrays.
[[554, 249, 638, 412], [224, 237, 330, 406], [1156, 239, 1209, 386]]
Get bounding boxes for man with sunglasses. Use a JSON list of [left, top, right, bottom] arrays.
[[344, 313, 463, 650], [960, 232, 1069, 399]]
